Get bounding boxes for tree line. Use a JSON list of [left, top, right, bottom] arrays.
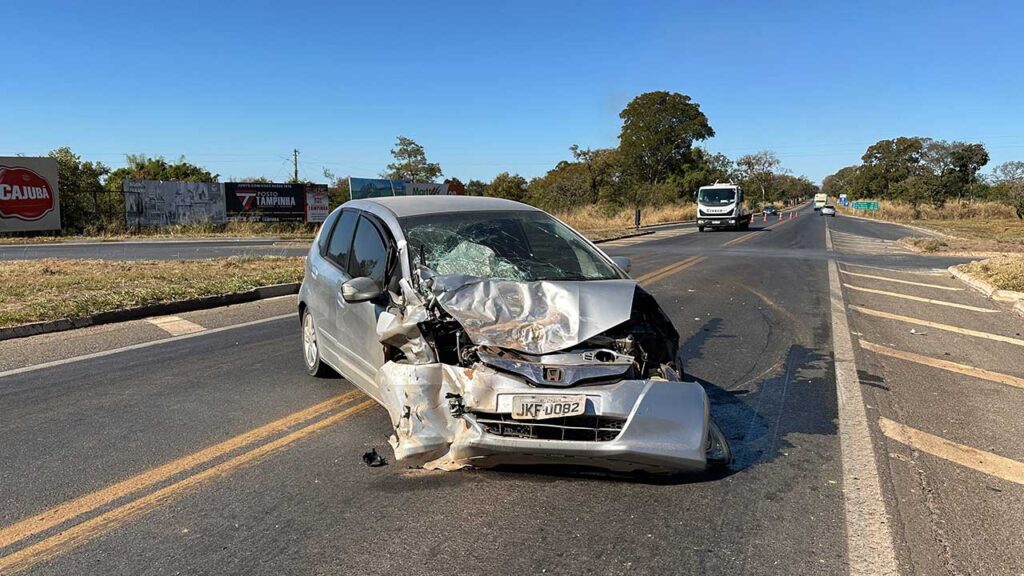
[[42, 90, 817, 234], [822, 137, 1024, 218], [366, 91, 816, 214]]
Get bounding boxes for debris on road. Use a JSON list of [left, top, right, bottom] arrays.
[[361, 448, 388, 467]]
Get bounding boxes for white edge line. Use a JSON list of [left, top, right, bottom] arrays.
[[828, 256, 899, 575], [0, 313, 295, 379]]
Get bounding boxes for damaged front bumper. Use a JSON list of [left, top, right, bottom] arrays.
[[378, 362, 713, 475]]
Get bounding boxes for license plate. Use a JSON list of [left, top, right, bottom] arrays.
[[511, 395, 587, 420]]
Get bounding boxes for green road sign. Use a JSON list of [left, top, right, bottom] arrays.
[[851, 201, 879, 211]]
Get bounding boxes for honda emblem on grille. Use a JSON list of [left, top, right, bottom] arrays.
[[543, 367, 563, 382]]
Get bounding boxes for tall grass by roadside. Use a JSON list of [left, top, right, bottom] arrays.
[[838, 200, 1017, 221], [0, 256, 305, 328], [958, 256, 1024, 292], [558, 203, 698, 238]]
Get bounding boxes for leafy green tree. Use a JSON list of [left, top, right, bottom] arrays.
[[859, 137, 927, 199], [822, 165, 861, 199], [322, 168, 350, 207], [991, 161, 1024, 218], [618, 91, 714, 186], [527, 161, 590, 212], [484, 172, 529, 202], [48, 147, 111, 233], [105, 154, 218, 192], [736, 151, 783, 204], [381, 136, 442, 182], [465, 179, 487, 197], [947, 142, 989, 202], [679, 149, 735, 201]]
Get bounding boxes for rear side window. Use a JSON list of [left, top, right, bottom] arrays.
[[326, 210, 358, 272], [349, 216, 388, 286], [317, 210, 341, 255]]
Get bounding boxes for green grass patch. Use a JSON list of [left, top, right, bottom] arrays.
[[0, 256, 304, 328]]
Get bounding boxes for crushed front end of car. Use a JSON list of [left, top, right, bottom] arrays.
[[373, 260, 731, 475]]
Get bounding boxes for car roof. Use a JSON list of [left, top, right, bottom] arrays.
[[346, 195, 540, 218]]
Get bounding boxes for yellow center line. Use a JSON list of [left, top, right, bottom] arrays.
[[638, 257, 706, 286], [0, 399, 377, 575], [0, 389, 365, 552], [839, 270, 962, 291], [632, 210, 802, 285], [879, 417, 1024, 486], [859, 340, 1024, 390], [843, 284, 997, 313], [850, 305, 1024, 347], [633, 255, 701, 284]]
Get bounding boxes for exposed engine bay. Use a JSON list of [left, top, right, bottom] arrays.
[[372, 265, 730, 474]]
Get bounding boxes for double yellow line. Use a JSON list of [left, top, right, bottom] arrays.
[[0, 390, 374, 574], [635, 214, 796, 286]]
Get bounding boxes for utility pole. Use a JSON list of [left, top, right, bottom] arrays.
[[293, 149, 300, 183]]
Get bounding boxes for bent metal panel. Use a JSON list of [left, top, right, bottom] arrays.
[[0, 157, 61, 232]]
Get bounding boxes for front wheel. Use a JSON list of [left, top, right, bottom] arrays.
[[698, 226, 705, 232], [302, 309, 332, 377]]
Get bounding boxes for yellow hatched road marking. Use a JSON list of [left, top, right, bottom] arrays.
[[839, 270, 962, 291], [0, 390, 365, 552], [859, 340, 1024, 390], [0, 399, 377, 575], [843, 284, 997, 313], [880, 417, 1024, 486], [850, 305, 1024, 347], [841, 262, 946, 276]]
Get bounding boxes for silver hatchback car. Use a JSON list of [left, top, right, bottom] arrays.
[[298, 196, 729, 474]]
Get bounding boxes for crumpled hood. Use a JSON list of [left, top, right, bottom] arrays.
[[429, 275, 637, 355]]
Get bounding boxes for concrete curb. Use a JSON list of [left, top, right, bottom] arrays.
[[947, 265, 1024, 318], [0, 283, 300, 341], [593, 230, 655, 244]]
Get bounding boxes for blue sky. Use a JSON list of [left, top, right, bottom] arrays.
[[4, 1, 1023, 184]]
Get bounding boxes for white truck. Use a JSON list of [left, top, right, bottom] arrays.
[[696, 182, 752, 232]]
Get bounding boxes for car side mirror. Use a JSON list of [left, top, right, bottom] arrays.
[[611, 256, 631, 273], [341, 277, 382, 303]]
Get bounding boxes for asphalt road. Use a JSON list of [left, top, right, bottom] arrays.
[[2, 209, 1022, 575]]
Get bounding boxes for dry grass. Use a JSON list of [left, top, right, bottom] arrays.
[[558, 203, 698, 239], [838, 200, 1018, 222], [0, 222, 316, 245], [958, 256, 1024, 292], [0, 256, 304, 328]]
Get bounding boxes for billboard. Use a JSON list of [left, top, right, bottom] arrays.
[[305, 184, 329, 223], [0, 157, 61, 233], [349, 177, 451, 200], [407, 181, 449, 195], [124, 180, 226, 227], [349, 177, 406, 200], [225, 182, 307, 222]]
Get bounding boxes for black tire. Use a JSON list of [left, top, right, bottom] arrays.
[[698, 226, 705, 232], [301, 308, 332, 377]]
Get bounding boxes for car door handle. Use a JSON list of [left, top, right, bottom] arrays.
[[310, 264, 319, 279]]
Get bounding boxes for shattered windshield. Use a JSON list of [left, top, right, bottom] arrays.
[[401, 210, 622, 281], [698, 188, 736, 205]]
